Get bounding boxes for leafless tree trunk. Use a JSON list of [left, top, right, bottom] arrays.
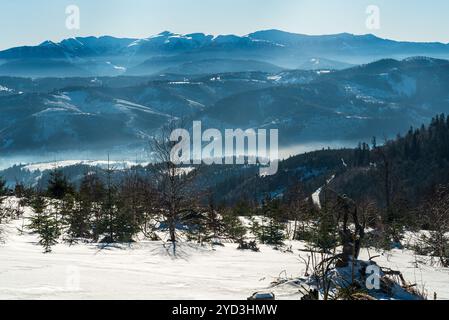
[[149, 123, 198, 255], [327, 191, 365, 267], [417, 186, 449, 266]]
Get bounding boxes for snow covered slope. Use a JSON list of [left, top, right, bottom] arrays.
[[1, 198, 448, 300]]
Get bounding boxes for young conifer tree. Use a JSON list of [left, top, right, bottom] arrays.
[[256, 196, 286, 245], [29, 194, 60, 253]]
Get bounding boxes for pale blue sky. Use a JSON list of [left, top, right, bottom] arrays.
[[1, 0, 448, 50]]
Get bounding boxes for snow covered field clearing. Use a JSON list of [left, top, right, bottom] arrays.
[[0, 215, 303, 300], [1, 207, 449, 300]]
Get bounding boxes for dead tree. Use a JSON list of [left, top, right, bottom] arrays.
[[321, 187, 365, 267], [335, 194, 365, 267], [284, 181, 310, 240]]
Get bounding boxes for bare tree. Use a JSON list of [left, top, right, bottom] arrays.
[[148, 123, 199, 254], [0, 178, 7, 224], [119, 167, 158, 241], [335, 194, 365, 267], [415, 185, 449, 267], [0, 178, 7, 241], [284, 181, 311, 240], [319, 188, 366, 267]]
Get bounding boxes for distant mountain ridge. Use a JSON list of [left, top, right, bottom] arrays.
[[1, 30, 449, 77], [1, 56, 449, 157], [1, 30, 449, 161]]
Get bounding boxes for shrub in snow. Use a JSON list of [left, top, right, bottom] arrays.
[[237, 240, 260, 252]]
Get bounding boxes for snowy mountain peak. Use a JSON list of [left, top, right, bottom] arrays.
[[1, 30, 449, 78], [158, 31, 175, 36], [39, 40, 59, 47]]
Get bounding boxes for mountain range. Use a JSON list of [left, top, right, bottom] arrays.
[[1, 56, 449, 159], [1, 30, 449, 161], [1, 30, 449, 77]]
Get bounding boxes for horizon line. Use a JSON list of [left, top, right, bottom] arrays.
[[2, 29, 449, 51]]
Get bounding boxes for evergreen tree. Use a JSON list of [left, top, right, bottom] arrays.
[[258, 219, 285, 245], [193, 195, 225, 244], [95, 161, 127, 243], [14, 183, 25, 198], [47, 170, 73, 200], [79, 172, 105, 241], [114, 171, 152, 243], [222, 211, 247, 243], [184, 211, 209, 244], [232, 199, 253, 216], [308, 199, 338, 253], [32, 213, 60, 253], [29, 194, 46, 218], [29, 195, 60, 253], [97, 181, 118, 243], [64, 193, 92, 243], [114, 199, 140, 243], [205, 209, 225, 243], [255, 196, 286, 245]]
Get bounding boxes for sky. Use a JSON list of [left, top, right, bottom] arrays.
[[1, 0, 449, 50]]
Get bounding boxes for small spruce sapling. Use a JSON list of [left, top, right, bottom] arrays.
[[29, 195, 60, 253]]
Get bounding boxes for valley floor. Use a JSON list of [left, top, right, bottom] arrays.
[[1, 213, 449, 300]]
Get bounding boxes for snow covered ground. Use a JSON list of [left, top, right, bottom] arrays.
[[1, 201, 449, 300], [311, 175, 335, 209], [0, 210, 302, 300]]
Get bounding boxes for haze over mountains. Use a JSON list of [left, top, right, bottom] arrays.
[[1, 30, 449, 77], [1, 30, 449, 164]]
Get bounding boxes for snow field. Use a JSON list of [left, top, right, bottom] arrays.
[[1, 199, 448, 300]]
